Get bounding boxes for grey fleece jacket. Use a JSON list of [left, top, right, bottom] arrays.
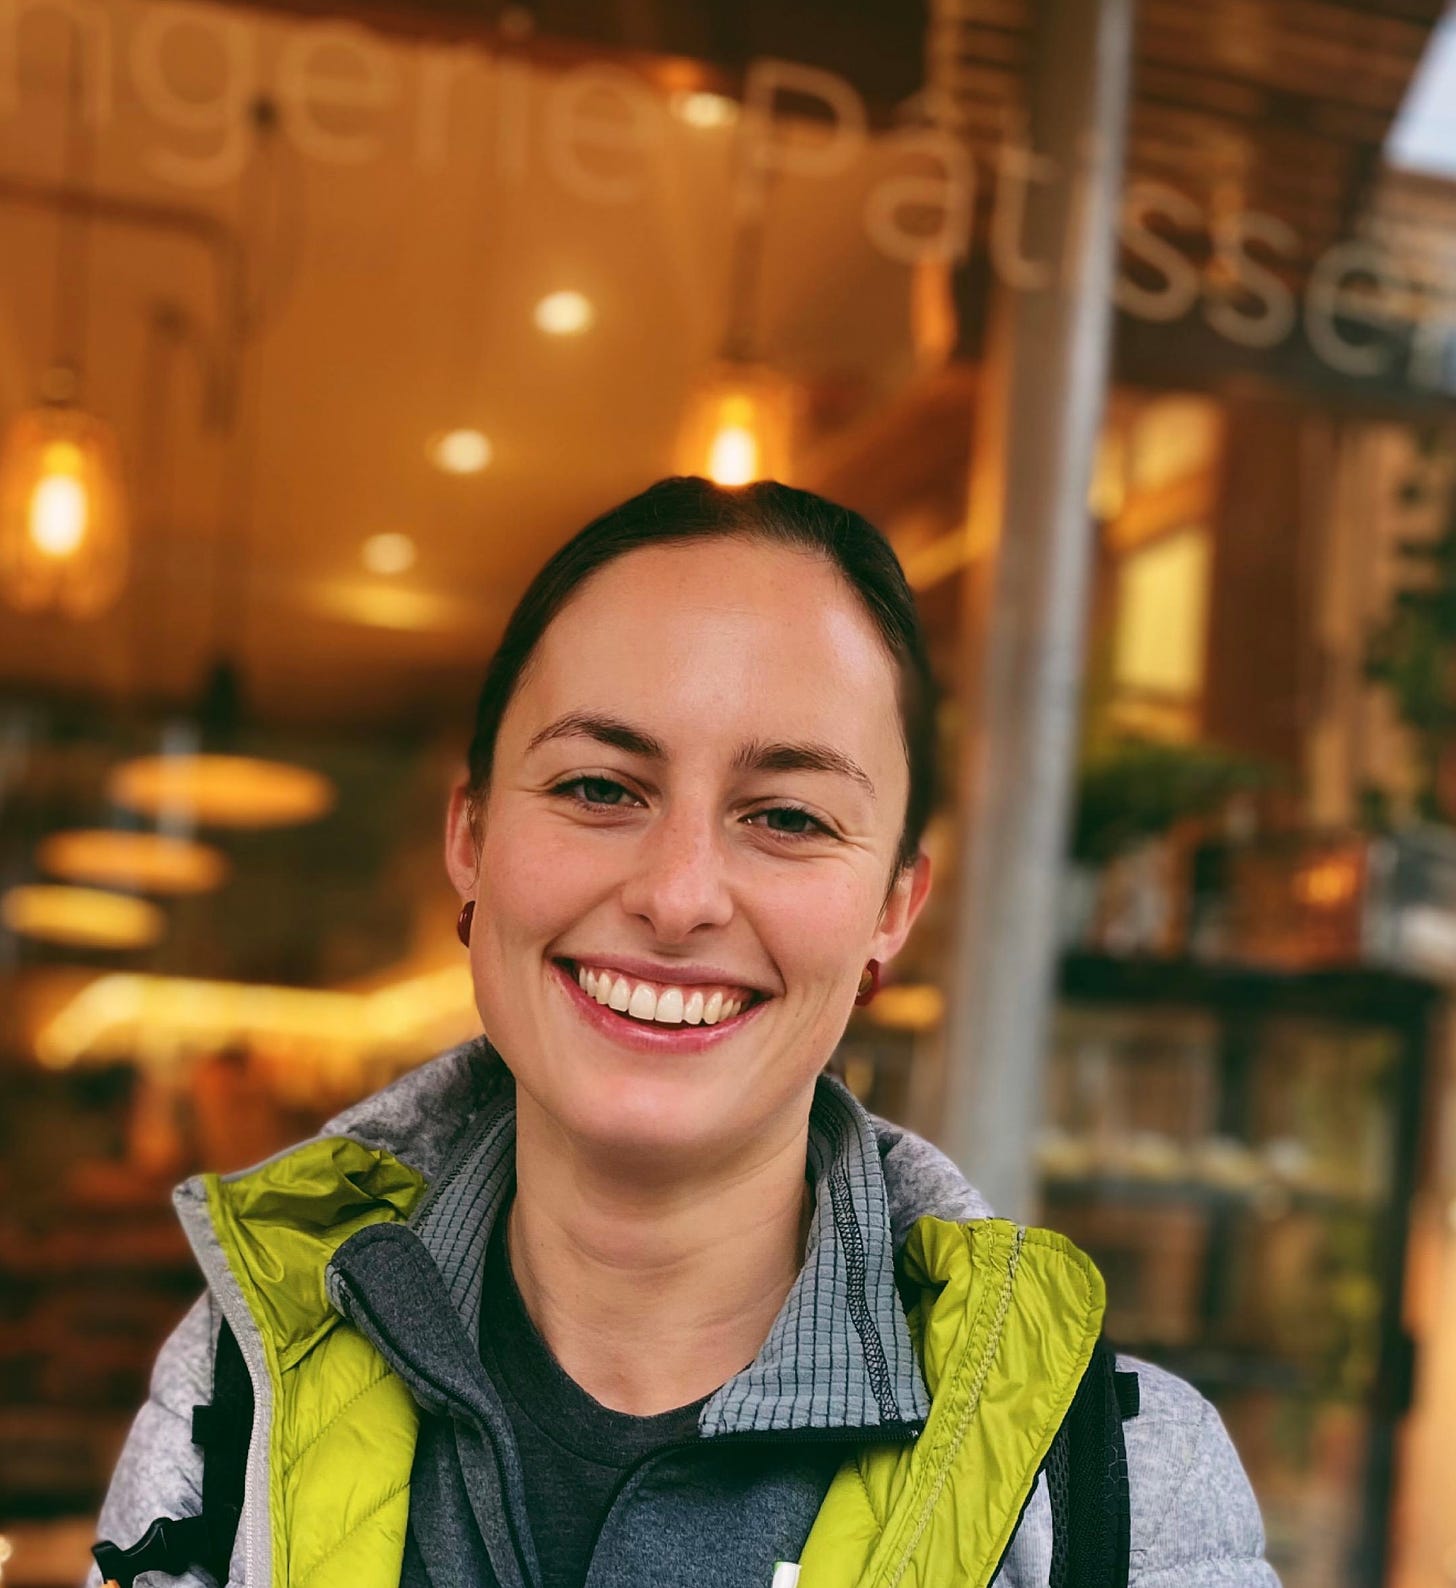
[[88, 1039, 1279, 1587]]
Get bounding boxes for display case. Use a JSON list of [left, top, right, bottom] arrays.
[[1043, 956, 1435, 1588]]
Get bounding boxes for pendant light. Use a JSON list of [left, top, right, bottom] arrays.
[[0, 371, 128, 617], [37, 827, 230, 894], [107, 672, 333, 830], [1, 883, 165, 951], [677, 142, 799, 487], [107, 98, 333, 832], [0, 34, 128, 618], [678, 362, 798, 487]]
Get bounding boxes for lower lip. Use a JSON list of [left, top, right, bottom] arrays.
[[551, 961, 769, 1054]]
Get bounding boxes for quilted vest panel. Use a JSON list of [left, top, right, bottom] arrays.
[[203, 1139, 427, 1588], [798, 1218, 1104, 1588]]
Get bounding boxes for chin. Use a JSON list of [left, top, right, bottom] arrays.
[[563, 1071, 737, 1163], [521, 1056, 794, 1178]]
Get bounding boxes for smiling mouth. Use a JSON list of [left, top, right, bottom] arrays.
[[555, 958, 767, 1028]]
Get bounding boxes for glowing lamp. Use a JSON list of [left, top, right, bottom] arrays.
[[2, 883, 164, 951], [533, 291, 595, 336], [37, 829, 229, 894], [678, 364, 797, 488], [108, 755, 334, 829], [861, 984, 945, 1032], [428, 429, 493, 475], [0, 399, 128, 617], [672, 90, 739, 130], [361, 532, 417, 575]]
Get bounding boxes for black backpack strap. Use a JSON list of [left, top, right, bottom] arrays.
[[93, 1317, 254, 1588], [1044, 1336, 1135, 1588]]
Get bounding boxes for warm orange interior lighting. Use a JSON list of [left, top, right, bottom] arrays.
[[428, 429, 493, 475], [2, 884, 165, 950], [862, 984, 944, 1032], [37, 829, 229, 894], [34, 965, 479, 1068], [706, 396, 761, 486], [672, 90, 739, 129], [533, 290, 595, 336], [108, 755, 335, 829], [678, 365, 796, 488], [1294, 857, 1362, 907], [0, 403, 128, 617]]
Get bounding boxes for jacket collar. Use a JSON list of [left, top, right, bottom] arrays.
[[395, 1051, 930, 1439]]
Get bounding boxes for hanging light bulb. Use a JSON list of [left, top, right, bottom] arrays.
[[706, 395, 760, 487], [2, 882, 164, 951], [678, 129, 798, 489], [37, 828, 230, 894], [108, 671, 335, 831], [0, 370, 128, 618], [677, 363, 798, 488], [104, 107, 330, 834]]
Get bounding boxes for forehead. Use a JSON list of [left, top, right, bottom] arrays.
[[513, 539, 903, 749]]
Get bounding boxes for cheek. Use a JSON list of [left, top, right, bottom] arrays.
[[755, 867, 877, 989], [476, 801, 617, 947]]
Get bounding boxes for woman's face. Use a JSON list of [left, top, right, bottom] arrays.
[[446, 537, 931, 1173]]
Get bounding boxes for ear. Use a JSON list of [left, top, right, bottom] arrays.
[[444, 774, 482, 898], [869, 849, 933, 966]]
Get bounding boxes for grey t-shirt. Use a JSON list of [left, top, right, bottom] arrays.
[[478, 1213, 711, 1588]]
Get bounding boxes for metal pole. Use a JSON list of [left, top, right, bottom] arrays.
[[940, 0, 1136, 1219]]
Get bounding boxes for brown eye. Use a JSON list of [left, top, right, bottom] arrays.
[[552, 776, 635, 808], [750, 806, 832, 839]]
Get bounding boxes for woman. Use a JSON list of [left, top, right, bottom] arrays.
[[91, 477, 1275, 1588]]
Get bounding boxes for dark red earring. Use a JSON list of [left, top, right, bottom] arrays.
[[855, 959, 880, 1006], [456, 899, 475, 947]]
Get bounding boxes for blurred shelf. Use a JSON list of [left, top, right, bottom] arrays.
[[1049, 948, 1438, 1588], [1059, 951, 1441, 1021], [1041, 1172, 1382, 1217]]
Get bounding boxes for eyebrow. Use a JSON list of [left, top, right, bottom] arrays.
[[524, 712, 877, 799]]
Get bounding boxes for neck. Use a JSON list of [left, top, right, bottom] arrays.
[[506, 1092, 814, 1415]]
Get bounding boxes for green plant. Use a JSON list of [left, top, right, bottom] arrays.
[[1365, 479, 1456, 818], [1070, 737, 1266, 864]]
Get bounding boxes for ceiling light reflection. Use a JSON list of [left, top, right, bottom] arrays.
[[534, 291, 595, 336], [108, 756, 334, 829], [673, 90, 739, 129], [309, 578, 479, 633], [2, 884, 165, 950], [428, 429, 493, 475], [861, 984, 944, 1032], [37, 830, 229, 894], [361, 532, 417, 575], [35, 965, 479, 1068]]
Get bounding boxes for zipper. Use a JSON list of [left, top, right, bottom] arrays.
[[173, 1177, 273, 1588], [403, 1095, 515, 1242]]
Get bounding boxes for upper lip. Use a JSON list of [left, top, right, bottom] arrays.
[[558, 954, 773, 996]]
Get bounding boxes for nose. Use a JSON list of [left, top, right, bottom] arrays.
[[617, 804, 734, 942]]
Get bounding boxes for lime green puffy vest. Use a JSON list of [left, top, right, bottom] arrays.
[[203, 1138, 1104, 1588]]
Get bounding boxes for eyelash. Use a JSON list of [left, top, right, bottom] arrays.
[[548, 776, 836, 841]]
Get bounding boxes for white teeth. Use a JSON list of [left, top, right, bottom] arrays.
[[575, 965, 754, 1028]]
